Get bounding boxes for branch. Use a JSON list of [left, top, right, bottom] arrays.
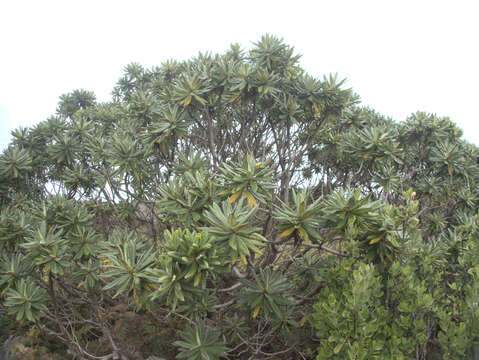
[[218, 282, 243, 292], [293, 283, 324, 305], [232, 266, 247, 278], [280, 240, 348, 257], [214, 299, 235, 309]]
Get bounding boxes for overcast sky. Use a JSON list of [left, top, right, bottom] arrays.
[[1, 0, 478, 150]]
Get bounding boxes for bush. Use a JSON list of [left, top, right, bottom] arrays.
[[1, 35, 479, 359]]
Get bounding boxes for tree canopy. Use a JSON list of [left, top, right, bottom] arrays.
[[1, 35, 479, 359]]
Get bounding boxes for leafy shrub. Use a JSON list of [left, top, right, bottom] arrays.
[[1, 35, 479, 359]]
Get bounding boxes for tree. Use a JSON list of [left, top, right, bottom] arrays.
[[1, 34, 479, 359]]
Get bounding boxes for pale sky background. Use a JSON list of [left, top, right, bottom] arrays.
[[0, 0, 478, 150]]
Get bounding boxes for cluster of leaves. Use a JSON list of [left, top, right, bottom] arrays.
[[1, 35, 479, 360]]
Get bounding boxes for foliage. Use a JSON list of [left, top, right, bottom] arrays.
[[173, 321, 229, 360], [5, 279, 47, 322], [1, 34, 479, 359], [202, 200, 265, 263], [101, 231, 159, 306], [312, 263, 388, 359], [238, 268, 292, 319], [274, 189, 323, 243], [220, 154, 275, 208], [152, 229, 226, 311]]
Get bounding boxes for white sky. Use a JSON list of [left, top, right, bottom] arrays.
[[1, 0, 478, 149]]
